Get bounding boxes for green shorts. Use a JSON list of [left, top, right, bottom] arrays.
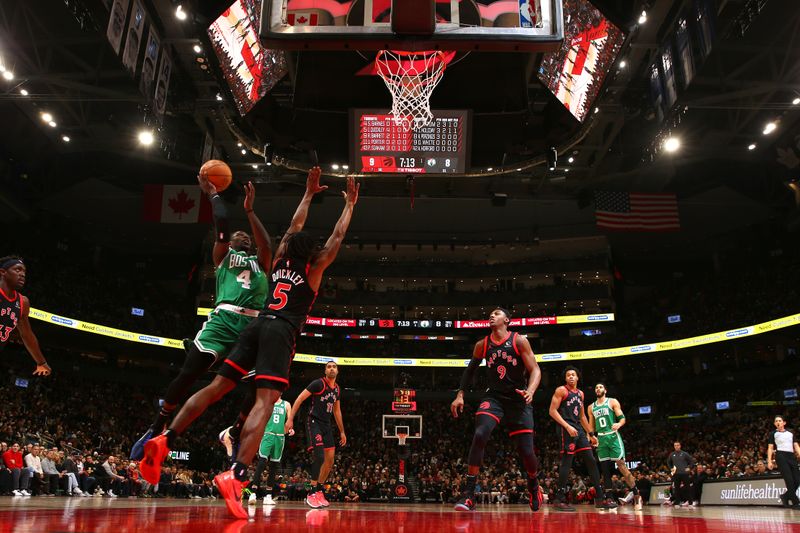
[[259, 433, 285, 462], [194, 308, 255, 361], [597, 432, 626, 461]]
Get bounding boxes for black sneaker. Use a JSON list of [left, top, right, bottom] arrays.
[[553, 501, 576, 512], [454, 495, 476, 511], [780, 492, 792, 507], [529, 488, 543, 512], [596, 498, 618, 510]]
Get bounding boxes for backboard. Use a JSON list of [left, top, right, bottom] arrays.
[[382, 414, 423, 442], [260, 0, 564, 52]]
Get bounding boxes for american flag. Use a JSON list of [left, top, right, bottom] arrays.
[[594, 191, 680, 231]]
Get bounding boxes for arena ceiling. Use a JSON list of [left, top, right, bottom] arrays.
[[0, 0, 798, 255]]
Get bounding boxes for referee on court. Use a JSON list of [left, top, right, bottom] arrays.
[[767, 415, 800, 508]]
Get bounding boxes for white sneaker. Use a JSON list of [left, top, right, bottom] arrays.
[[12, 490, 21, 496], [634, 496, 643, 511], [621, 492, 635, 504], [21, 490, 31, 496], [73, 488, 84, 496], [264, 494, 275, 505], [108, 490, 118, 498], [248, 492, 257, 505]]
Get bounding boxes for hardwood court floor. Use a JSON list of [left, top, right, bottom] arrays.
[[1, 497, 799, 532]]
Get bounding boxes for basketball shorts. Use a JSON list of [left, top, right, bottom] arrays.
[[217, 315, 296, 391], [306, 418, 336, 450], [474, 394, 534, 436], [559, 426, 592, 455], [258, 433, 285, 462], [194, 308, 254, 362], [596, 432, 625, 461]]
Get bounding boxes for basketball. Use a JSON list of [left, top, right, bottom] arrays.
[[199, 159, 232, 192]]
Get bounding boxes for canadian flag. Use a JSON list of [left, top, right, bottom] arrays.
[[143, 185, 212, 223], [287, 12, 319, 26]]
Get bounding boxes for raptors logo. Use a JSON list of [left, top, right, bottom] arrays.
[[479, 401, 491, 410], [395, 484, 408, 497], [315, 434, 323, 443], [568, 443, 576, 451]]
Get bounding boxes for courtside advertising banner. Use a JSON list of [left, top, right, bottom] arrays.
[[700, 477, 799, 506]]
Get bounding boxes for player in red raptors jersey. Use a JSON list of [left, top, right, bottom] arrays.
[[141, 170, 359, 519], [549, 366, 616, 511], [0, 257, 50, 376], [450, 308, 543, 512], [286, 361, 345, 508]]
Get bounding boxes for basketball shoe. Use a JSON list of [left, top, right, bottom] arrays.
[[140, 434, 170, 485], [214, 470, 249, 519], [454, 495, 476, 511]]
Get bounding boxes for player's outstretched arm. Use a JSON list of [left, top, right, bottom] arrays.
[[549, 388, 578, 436], [283, 401, 295, 436], [18, 296, 50, 376], [610, 398, 626, 431], [515, 334, 540, 404], [287, 389, 312, 434], [451, 340, 484, 418], [242, 181, 273, 269], [199, 175, 231, 267], [307, 176, 359, 291], [275, 166, 326, 260]]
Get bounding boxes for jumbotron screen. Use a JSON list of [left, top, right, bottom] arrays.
[[536, 0, 625, 122], [350, 109, 470, 174]]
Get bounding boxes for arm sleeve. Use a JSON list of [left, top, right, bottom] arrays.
[[306, 379, 324, 394], [210, 194, 230, 242], [458, 357, 482, 392], [767, 432, 775, 445]]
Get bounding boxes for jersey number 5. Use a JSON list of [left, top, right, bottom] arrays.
[[268, 282, 291, 310]]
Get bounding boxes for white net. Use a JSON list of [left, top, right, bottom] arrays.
[[375, 50, 448, 131]]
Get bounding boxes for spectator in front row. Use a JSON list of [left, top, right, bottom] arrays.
[[100, 455, 124, 497], [40, 450, 60, 495], [60, 452, 84, 496], [3, 443, 31, 496], [24, 445, 45, 495]]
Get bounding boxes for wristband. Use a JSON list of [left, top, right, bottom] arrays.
[[589, 432, 597, 437]]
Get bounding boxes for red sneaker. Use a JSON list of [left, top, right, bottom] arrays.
[[317, 492, 330, 507], [214, 471, 249, 520], [140, 435, 170, 485], [305, 491, 322, 509]]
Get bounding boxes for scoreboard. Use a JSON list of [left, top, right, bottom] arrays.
[[351, 109, 470, 174]]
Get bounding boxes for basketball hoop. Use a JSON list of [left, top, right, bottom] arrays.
[[375, 50, 448, 131], [397, 432, 409, 446]]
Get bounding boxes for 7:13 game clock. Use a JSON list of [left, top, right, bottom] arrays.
[[351, 109, 470, 174]]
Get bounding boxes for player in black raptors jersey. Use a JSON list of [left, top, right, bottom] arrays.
[[0, 257, 50, 376], [286, 361, 345, 508], [548, 366, 616, 511], [450, 308, 543, 512], [141, 171, 359, 519]]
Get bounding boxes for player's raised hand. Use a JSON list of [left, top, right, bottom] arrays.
[[306, 166, 327, 194], [343, 176, 360, 206], [33, 363, 51, 376], [243, 181, 255, 212], [450, 395, 464, 418], [197, 174, 218, 197], [339, 432, 347, 446]]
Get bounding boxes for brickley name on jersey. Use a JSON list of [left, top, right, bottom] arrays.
[[272, 268, 305, 286], [229, 253, 261, 272]]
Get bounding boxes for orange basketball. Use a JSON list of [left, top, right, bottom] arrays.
[[199, 159, 232, 192]]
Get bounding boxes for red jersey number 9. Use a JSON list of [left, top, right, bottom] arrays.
[[268, 282, 291, 310], [497, 365, 506, 380]]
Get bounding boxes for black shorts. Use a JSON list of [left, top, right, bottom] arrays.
[[474, 394, 534, 436], [306, 418, 335, 451], [217, 315, 297, 391], [559, 426, 592, 455]]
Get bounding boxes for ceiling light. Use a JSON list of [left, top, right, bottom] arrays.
[[138, 130, 155, 146], [568, 157, 574, 163], [19, 88, 28, 96], [763, 122, 777, 135], [638, 11, 647, 24], [487, 167, 493, 171], [175, 5, 187, 20], [237, 142, 242, 147], [251, 164, 258, 169], [193, 44, 202, 54], [594, 107, 599, 114], [241, 149, 247, 155], [342, 165, 349, 170], [266, 161, 272, 166], [215, 93, 223, 101], [2, 71, 13, 80], [61, 135, 70, 142], [48, 121, 57, 128], [748, 143, 756, 151], [619, 60, 627, 68], [564, 168, 570, 172], [41, 112, 53, 123], [663, 137, 680, 152]]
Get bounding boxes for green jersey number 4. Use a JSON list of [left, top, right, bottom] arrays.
[[236, 270, 252, 289]]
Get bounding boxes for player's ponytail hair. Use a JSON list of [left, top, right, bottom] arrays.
[[285, 231, 317, 262]]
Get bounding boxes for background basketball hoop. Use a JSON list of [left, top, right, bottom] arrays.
[[397, 431, 409, 446], [375, 50, 448, 131]]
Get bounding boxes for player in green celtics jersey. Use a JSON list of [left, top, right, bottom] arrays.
[[131, 177, 272, 460], [246, 398, 294, 506], [587, 383, 642, 510]]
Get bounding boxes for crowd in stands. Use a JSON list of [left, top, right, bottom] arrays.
[[1, 346, 797, 507]]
